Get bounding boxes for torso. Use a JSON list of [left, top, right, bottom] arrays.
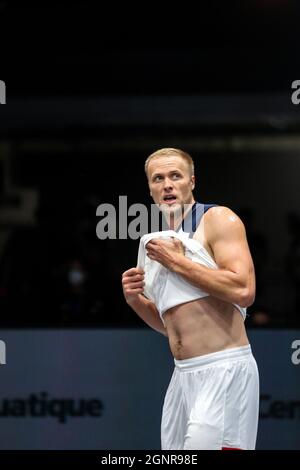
[[164, 210, 249, 359], [164, 297, 249, 359]]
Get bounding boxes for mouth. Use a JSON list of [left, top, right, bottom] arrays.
[[162, 195, 177, 205]]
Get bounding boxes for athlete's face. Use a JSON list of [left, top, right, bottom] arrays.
[[147, 155, 195, 215]]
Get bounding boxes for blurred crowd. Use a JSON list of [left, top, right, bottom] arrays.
[[0, 198, 299, 328], [0, 194, 139, 327]]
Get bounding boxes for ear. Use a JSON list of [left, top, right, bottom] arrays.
[[191, 175, 195, 190]]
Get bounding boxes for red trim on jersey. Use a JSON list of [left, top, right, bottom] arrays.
[[221, 447, 243, 450]]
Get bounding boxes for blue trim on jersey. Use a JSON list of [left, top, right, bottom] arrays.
[[179, 201, 218, 237]]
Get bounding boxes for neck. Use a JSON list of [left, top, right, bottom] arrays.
[[164, 200, 196, 231]]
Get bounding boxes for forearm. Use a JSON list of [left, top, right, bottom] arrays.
[[127, 295, 168, 337], [171, 255, 249, 307]]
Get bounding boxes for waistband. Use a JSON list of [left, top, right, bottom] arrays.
[[174, 345, 252, 372]]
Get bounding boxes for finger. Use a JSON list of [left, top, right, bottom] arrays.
[[126, 288, 144, 295], [128, 274, 144, 281], [123, 268, 144, 277], [128, 280, 145, 287], [125, 286, 145, 295], [135, 268, 145, 274], [123, 276, 144, 285], [146, 239, 160, 248], [122, 268, 137, 277]]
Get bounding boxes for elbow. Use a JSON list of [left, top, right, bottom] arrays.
[[238, 287, 256, 308], [156, 326, 168, 337]]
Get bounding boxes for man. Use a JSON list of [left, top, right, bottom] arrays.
[[121, 148, 259, 450]]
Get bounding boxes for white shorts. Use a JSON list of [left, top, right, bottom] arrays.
[[161, 345, 259, 450]]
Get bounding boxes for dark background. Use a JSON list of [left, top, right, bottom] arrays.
[[1, 0, 300, 96], [1, 1, 300, 328]]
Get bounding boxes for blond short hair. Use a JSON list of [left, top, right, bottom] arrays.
[[145, 148, 195, 178]]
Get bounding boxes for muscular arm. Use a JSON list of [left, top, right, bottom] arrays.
[[147, 207, 256, 308]]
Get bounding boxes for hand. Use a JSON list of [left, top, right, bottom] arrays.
[[146, 237, 185, 270], [122, 267, 145, 304]]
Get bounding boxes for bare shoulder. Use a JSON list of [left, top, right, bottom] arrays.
[[204, 206, 246, 241], [205, 205, 242, 224]]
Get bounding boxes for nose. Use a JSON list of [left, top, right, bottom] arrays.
[[163, 177, 173, 191]]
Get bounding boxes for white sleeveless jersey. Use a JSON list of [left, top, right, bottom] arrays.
[[137, 229, 247, 326]]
